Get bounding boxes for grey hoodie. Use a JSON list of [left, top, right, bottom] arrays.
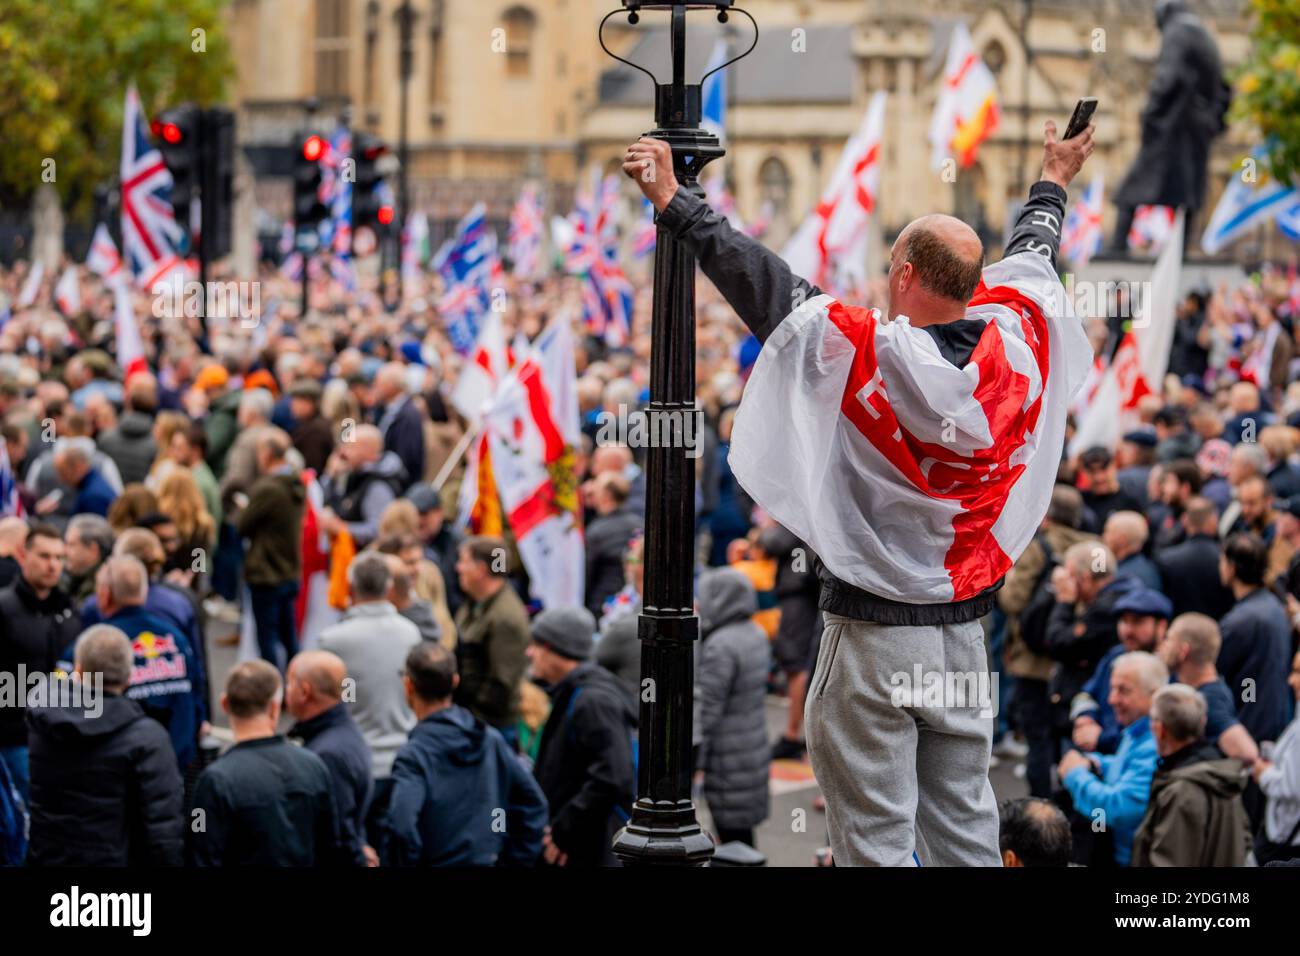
[[693, 568, 772, 830]]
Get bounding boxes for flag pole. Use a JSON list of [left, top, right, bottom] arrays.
[[431, 423, 479, 494]]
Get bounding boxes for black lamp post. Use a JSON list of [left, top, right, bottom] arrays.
[[600, 0, 756, 867]]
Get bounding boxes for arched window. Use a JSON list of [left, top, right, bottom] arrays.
[[983, 40, 1006, 77], [759, 156, 791, 226], [502, 6, 537, 78]]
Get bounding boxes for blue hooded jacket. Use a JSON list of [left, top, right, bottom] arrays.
[[383, 704, 548, 866]]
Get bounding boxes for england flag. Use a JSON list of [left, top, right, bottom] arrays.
[[86, 224, 124, 282], [730, 251, 1090, 603]]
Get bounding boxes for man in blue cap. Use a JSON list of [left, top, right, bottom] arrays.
[[1070, 587, 1172, 756]]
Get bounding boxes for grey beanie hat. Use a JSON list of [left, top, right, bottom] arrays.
[[530, 606, 597, 661]]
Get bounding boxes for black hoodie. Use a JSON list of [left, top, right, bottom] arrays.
[[26, 688, 184, 866]]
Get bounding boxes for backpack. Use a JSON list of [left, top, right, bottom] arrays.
[[1017, 533, 1062, 657]]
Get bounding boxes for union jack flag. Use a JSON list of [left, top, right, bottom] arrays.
[[564, 173, 634, 345], [120, 86, 185, 289], [1061, 173, 1105, 267], [509, 185, 545, 280], [438, 281, 488, 354], [322, 126, 353, 257], [435, 203, 496, 286], [631, 199, 657, 259], [434, 203, 499, 351]]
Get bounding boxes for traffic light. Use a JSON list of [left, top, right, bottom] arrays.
[[200, 108, 236, 261], [151, 105, 200, 250], [294, 132, 329, 240], [351, 133, 394, 233]]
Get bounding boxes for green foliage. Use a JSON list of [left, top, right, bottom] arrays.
[[0, 0, 232, 215], [1234, 0, 1300, 183]]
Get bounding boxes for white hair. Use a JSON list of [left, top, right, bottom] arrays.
[[1112, 651, 1169, 694]]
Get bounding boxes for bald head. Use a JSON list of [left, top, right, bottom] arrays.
[[888, 214, 985, 325], [288, 650, 346, 700], [591, 444, 633, 476], [285, 649, 348, 721], [352, 424, 384, 462]]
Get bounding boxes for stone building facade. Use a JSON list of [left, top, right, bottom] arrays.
[[227, 0, 1263, 257]]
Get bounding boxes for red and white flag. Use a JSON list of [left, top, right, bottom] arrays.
[[16, 261, 44, 308], [54, 266, 81, 316], [1073, 210, 1185, 453], [929, 22, 1000, 172], [86, 223, 124, 282], [451, 309, 510, 423], [1128, 205, 1176, 254], [782, 91, 886, 293], [481, 318, 584, 609], [113, 279, 148, 382], [730, 251, 1090, 603]]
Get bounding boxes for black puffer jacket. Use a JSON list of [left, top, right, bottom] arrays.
[[0, 578, 82, 747], [26, 689, 184, 866], [693, 568, 771, 831], [533, 663, 636, 867]]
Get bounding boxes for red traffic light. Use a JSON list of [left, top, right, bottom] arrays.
[[151, 120, 183, 144], [377, 205, 395, 226], [302, 135, 325, 162]]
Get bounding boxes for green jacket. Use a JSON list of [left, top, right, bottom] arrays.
[[453, 585, 530, 730], [192, 460, 223, 527], [204, 390, 242, 480], [1131, 741, 1253, 867], [236, 469, 305, 586]]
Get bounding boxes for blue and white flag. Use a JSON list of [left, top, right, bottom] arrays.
[[434, 203, 496, 286], [1201, 152, 1299, 255], [1276, 196, 1300, 242]]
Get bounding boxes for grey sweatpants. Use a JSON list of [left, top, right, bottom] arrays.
[[804, 613, 1002, 866]]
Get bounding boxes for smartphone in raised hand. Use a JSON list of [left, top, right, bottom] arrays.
[[1063, 97, 1098, 140]]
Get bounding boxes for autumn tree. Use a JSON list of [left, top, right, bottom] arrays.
[[0, 0, 233, 219], [1235, 0, 1300, 183]]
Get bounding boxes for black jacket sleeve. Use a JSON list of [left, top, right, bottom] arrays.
[[656, 186, 822, 344], [549, 694, 633, 855], [1003, 181, 1069, 268], [1043, 601, 1083, 663]]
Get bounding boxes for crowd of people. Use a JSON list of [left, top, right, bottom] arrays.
[[0, 223, 1299, 867]]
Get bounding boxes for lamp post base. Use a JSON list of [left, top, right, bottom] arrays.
[[613, 800, 715, 866]]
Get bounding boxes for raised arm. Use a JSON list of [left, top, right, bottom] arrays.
[[624, 137, 820, 345], [1003, 119, 1095, 268]]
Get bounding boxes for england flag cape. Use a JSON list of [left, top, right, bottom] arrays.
[[729, 251, 1090, 604]]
